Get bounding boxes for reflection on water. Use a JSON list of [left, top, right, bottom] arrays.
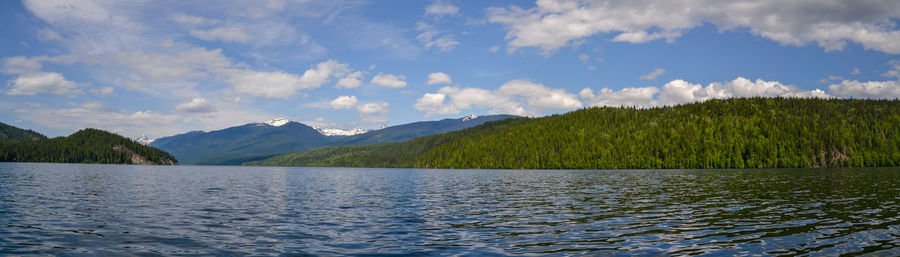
[[1, 163, 898, 255]]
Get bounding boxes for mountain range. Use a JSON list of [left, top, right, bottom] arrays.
[[247, 98, 900, 169], [149, 114, 518, 165]]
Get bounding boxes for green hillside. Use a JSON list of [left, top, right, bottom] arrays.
[[1, 128, 177, 165], [0, 122, 47, 142], [247, 98, 900, 169]]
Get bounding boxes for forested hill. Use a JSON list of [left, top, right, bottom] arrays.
[[1, 128, 177, 165], [1, 122, 47, 142], [247, 98, 900, 169]]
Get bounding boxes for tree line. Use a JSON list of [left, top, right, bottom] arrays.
[[248, 98, 900, 169], [0, 128, 177, 165]]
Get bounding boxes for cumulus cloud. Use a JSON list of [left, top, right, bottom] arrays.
[[356, 102, 389, 114], [488, 0, 900, 54], [826, 61, 900, 99], [190, 26, 252, 43], [578, 77, 831, 108], [416, 22, 460, 52], [414, 79, 582, 117], [222, 69, 306, 99], [425, 2, 459, 16], [327, 95, 388, 124], [427, 72, 452, 85], [370, 73, 407, 88], [329, 95, 358, 109], [336, 71, 363, 88], [175, 98, 216, 113], [828, 80, 900, 99], [223, 59, 349, 98], [639, 68, 666, 80], [579, 87, 659, 108], [5, 72, 81, 96]]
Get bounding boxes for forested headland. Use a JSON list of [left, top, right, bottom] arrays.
[[0, 126, 177, 165], [247, 98, 900, 169]]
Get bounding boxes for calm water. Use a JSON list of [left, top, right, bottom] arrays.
[[1, 163, 899, 256]]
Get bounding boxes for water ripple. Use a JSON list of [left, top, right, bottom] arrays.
[[1, 163, 899, 256]]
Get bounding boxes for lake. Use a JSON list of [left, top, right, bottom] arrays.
[[1, 163, 898, 256]]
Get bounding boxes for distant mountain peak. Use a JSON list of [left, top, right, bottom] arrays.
[[263, 118, 290, 127], [315, 127, 368, 136], [462, 114, 478, 121], [136, 134, 155, 145]]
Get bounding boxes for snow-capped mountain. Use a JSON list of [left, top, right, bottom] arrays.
[[462, 114, 478, 121], [315, 127, 368, 136], [263, 118, 290, 127], [136, 134, 155, 145]]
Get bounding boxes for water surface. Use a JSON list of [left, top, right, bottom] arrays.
[[1, 163, 898, 256]]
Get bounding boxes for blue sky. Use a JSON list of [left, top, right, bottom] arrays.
[[2, 0, 900, 138]]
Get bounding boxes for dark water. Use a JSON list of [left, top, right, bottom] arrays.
[[1, 163, 899, 256]]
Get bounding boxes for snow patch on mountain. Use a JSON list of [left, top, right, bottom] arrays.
[[264, 118, 290, 127], [316, 127, 368, 136], [462, 114, 478, 121], [136, 134, 155, 145]]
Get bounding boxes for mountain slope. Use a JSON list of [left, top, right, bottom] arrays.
[[247, 98, 900, 169], [150, 115, 519, 165], [1, 128, 177, 165], [332, 114, 518, 146], [0, 122, 47, 143], [151, 121, 329, 165]]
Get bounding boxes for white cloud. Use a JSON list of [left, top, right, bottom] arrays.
[[427, 72, 452, 85], [852, 68, 862, 75], [1, 56, 43, 74], [496, 80, 583, 110], [425, 2, 460, 16], [370, 73, 407, 88], [328, 95, 389, 124], [488, 0, 900, 54], [579, 87, 659, 108], [329, 95, 358, 109], [175, 98, 216, 113], [356, 102, 389, 114], [190, 26, 252, 43], [224, 59, 349, 98], [489, 46, 500, 53], [336, 71, 363, 88], [414, 79, 582, 117], [222, 69, 305, 99], [657, 77, 830, 106], [578, 77, 831, 108], [828, 80, 900, 99], [416, 22, 460, 52], [5, 72, 81, 96], [298, 59, 350, 88], [639, 68, 666, 80]]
